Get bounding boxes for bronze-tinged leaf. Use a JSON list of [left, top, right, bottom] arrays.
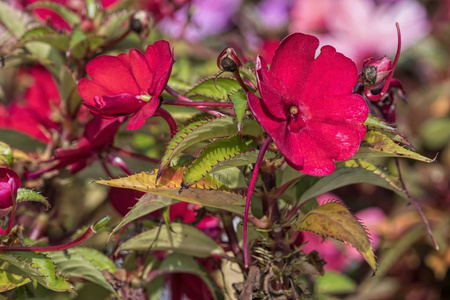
[[95, 168, 244, 213], [297, 202, 377, 273]]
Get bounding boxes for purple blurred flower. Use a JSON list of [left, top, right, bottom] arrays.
[[257, 0, 293, 30], [158, 0, 241, 41], [290, 0, 430, 66]]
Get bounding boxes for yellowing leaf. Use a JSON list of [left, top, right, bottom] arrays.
[[0, 270, 31, 292], [297, 202, 377, 273], [95, 168, 244, 213]]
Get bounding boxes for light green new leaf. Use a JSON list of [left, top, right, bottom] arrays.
[[120, 223, 224, 258], [0, 270, 31, 292], [16, 188, 51, 210], [159, 116, 262, 176], [186, 77, 242, 101], [297, 202, 377, 273], [96, 168, 245, 213], [111, 194, 177, 236], [229, 90, 248, 131], [46, 248, 117, 293], [28, 2, 81, 28], [0, 141, 13, 166], [0, 252, 74, 292]]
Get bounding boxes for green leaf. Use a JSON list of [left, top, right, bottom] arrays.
[[67, 27, 87, 59], [46, 248, 117, 293], [19, 33, 70, 52], [0, 269, 31, 292], [186, 77, 242, 101], [111, 194, 177, 236], [120, 223, 224, 258], [315, 271, 356, 294], [157, 253, 222, 300], [159, 116, 262, 176], [97, 10, 134, 41], [0, 141, 13, 166], [356, 130, 433, 162], [16, 188, 51, 210], [18, 26, 57, 43], [0, 2, 33, 38], [297, 202, 377, 273], [229, 90, 248, 131], [85, 0, 98, 19], [96, 168, 245, 213], [0, 252, 74, 292], [28, 2, 81, 28], [364, 114, 396, 131], [298, 159, 405, 203], [183, 136, 252, 186]]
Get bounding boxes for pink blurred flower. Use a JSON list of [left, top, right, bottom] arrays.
[[290, 0, 430, 66]]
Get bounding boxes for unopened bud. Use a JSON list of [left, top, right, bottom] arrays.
[[130, 11, 150, 34], [362, 56, 392, 88], [217, 47, 241, 72]]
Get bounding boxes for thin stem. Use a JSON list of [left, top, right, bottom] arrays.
[[243, 135, 272, 268], [0, 226, 96, 252], [100, 160, 114, 178], [164, 86, 224, 117], [107, 154, 132, 175], [233, 70, 250, 93], [365, 23, 402, 102], [394, 158, 439, 250], [154, 107, 177, 137], [162, 99, 233, 108], [111, 146, 160, 164], [220, 212, 245, 273]]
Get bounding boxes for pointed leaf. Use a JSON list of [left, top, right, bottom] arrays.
[[97, 10, 134, 41], [16, 188, 51, 210], [297, 202, 377, 272], [159, 116, 262, 176], [229, 90, 248, 131], [0, 2, 33, 38], [28, 2, 81, 28], [46, 248, 117, 293], [0, 141, 13, 166], [119, 223, 224, 258], [0, 269, 31, 292], [186, 77, 241, 101], [0, 252, 74, 292], [298, 159, 406, 203], [96, 169, 244, 213], [111, 194, 177, 236], [364, 114, 396, 131]]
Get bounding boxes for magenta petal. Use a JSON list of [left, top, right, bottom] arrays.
[[270, 33, 319, 96], [145, 41, 174, 96], [85, 55, 139, 95], [78, 78, 113, 106], [127, 98, 160, 130], [129, 49, 153, 93], [97, 94, 143, 116]]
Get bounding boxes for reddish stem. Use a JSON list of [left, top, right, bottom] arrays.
[[243, 135, 272, 268], [154, 107, 177, 137], [162, 99, 233, 107], [107, 154, 132, 175], [233, 70, 250, 93], [365, 23, 402, 101], [111, 146, 160, 164]]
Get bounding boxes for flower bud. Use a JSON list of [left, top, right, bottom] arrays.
[[217, 47, 241, 72], [0, 168, 20, 218], [361, 56, 392, 88], [130, 11, 150, 34]]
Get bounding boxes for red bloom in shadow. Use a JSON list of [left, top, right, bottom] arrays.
[[0, 65, 61, 142], [248, 33, 369, 176], [27, 117, 126, 178], [78, 41, 174, 130]]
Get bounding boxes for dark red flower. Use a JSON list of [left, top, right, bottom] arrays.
[[26, 117, 126, 179], [0, 65, 61, 142], [0, 167, 21, 235], [78, 41, 174, 130], [247, 33, 369, 176]]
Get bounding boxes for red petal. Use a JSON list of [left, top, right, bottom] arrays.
[[85, 55, 139, 95], [126, 97, 160, 130], [78, 78, 113, 105], [98, 94, 144, 116], [145, 41, 174, 96], [270, 33, 319, 97], [129, 49, 152, 93]]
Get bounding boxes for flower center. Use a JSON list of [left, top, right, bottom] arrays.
[[289, 106, 299, 115], [287, 105, 306, 133], [137, 95, 151, 102]]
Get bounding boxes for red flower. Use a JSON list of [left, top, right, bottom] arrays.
[[247, 33, 369, 176], [78, 41, 174, 130], [0, 167, 21, 235]]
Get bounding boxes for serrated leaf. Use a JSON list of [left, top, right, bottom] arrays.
[[97, 10, 134, 41], [0, 269, 31, 292], [28, 2, 81, 28], [229, 90, 248, 131], [298, 159, 405, 203], [364, 114, 396, 131], [157, 253, 222, 300], [120, 223, 224, 259], [186, 77, 242, 101], [297, 202, 377, 272], [356, 130, 433, 162], [0, 141, 13, 166], [16, 188, 51, 210], [159, 116, 262, 177], [111, 194, 177, 236], [46, 248, 117, 293], [0, 252, 74, 292], [96, 168, 245, 213]]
